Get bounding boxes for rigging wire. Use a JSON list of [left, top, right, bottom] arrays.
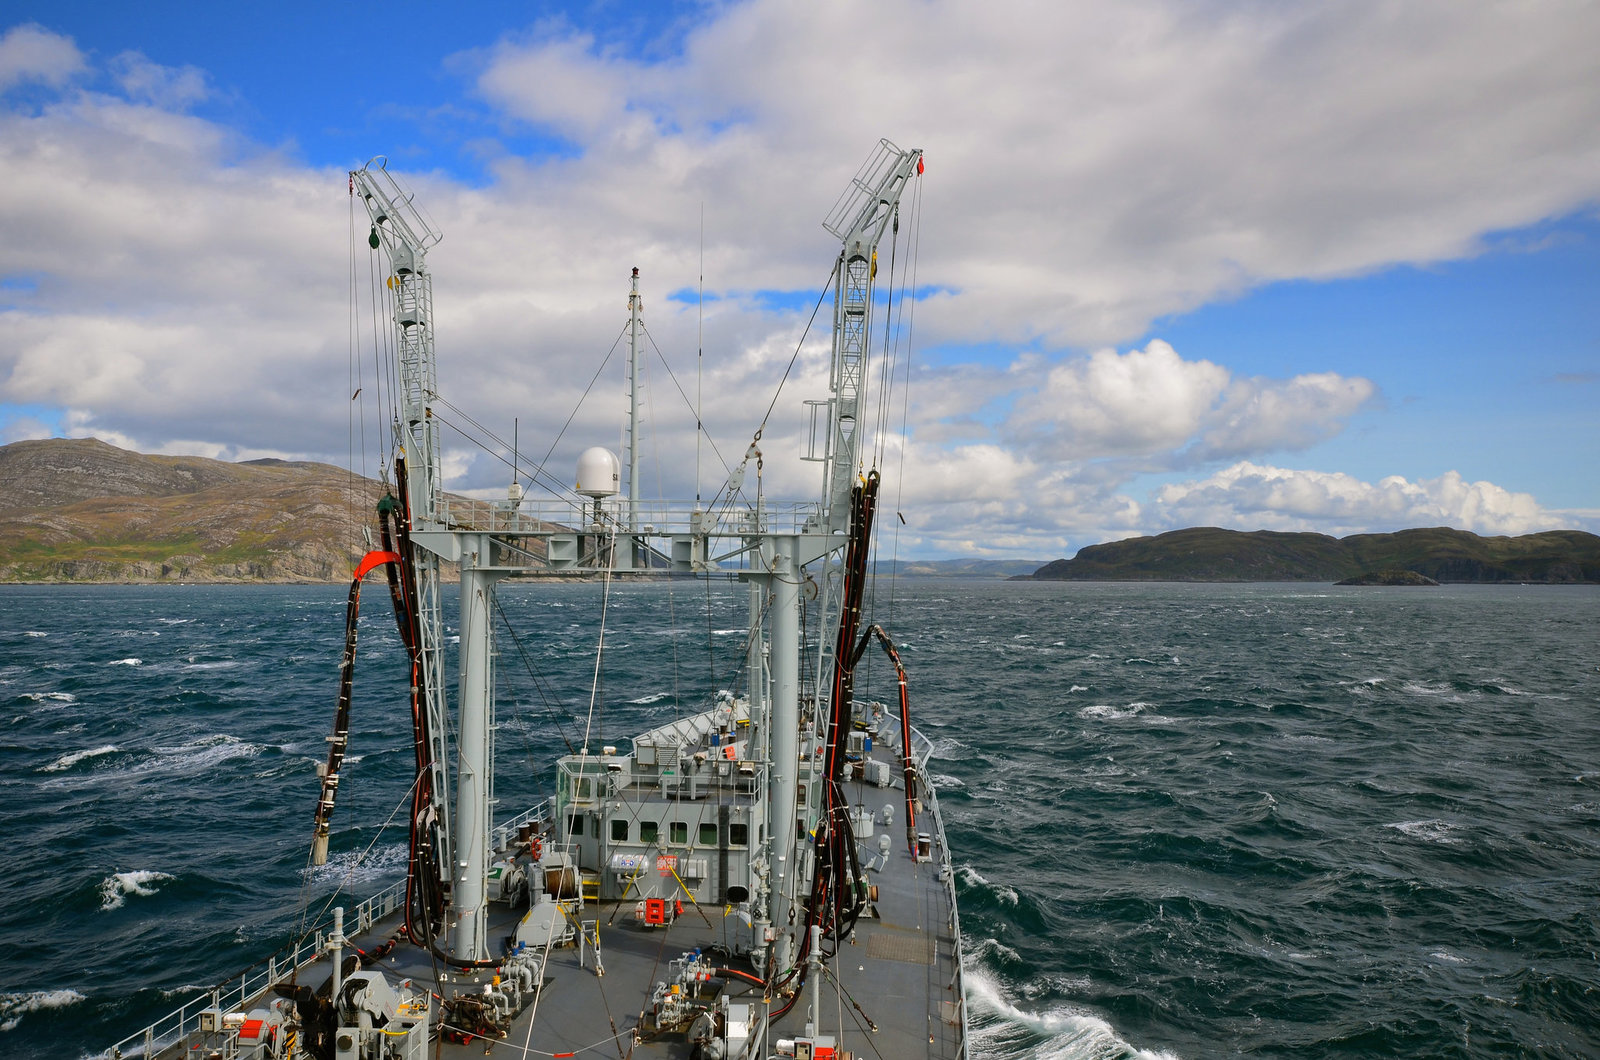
[[581, 525, 620, 753], [641, 324, 733, 480], [753, 260, 840, 445], [886, 175, 924, 627], [492, 593, 578, 755], [527, 323, 630, 498], [697, 202, 703, 505]]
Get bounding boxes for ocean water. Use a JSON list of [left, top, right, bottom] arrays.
[[2, 580, 1597, 1058]]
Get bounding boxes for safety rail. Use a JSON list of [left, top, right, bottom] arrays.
[[909, 724, 969, 1058], [435, 497, 822, 538], [104, 879, 408, 1059]]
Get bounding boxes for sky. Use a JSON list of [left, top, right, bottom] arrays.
[[2, 1, 1597, 560]]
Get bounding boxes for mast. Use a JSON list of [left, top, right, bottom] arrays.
[[762, 139, 922, 973], [353, 159, 502, 963], [627, 267, 643, 537], [350, 160, 454, 880]]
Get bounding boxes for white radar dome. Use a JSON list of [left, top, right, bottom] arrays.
[[575, 447, 621, 498]]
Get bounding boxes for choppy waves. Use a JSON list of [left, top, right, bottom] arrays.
[[3, 581, 1599, 1058], [0, 989, 85, 1033]]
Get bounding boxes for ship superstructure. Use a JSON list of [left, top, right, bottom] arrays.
[[106, 140, 965, 1060]]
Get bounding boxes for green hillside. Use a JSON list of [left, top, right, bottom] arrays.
[[1028, 526, 1600, 583]]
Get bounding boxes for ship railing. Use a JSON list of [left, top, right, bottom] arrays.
[[494, 800, 553, 850], [910, 724, 970, 1058], [436, 496, 822, 538], [104, 878, 409, 1059]]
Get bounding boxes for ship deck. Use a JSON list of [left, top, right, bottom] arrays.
[[127, 733, 967, 1060]]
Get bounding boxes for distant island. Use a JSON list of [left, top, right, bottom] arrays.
[[1023, 526, 1600, 584], [1334, 569, 1440, 586]]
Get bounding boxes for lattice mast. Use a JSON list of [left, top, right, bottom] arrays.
[[818, 140, 922, 530], [808, 139, 921, 772], [349, 159, 455, 887]]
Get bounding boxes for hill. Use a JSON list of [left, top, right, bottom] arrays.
[[0, 438, 1030, 584], [0, 438, 381, 582], [1026, 526, 1600, 583]]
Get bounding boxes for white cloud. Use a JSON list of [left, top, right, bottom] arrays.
[[464, 0, 1600, 346], [1152, 462, 1567, 537], [1001, 341, 1375, 464], [1, 10, 1595, 556], [0, 23, 85, 92], [109, 51, 209, 110]]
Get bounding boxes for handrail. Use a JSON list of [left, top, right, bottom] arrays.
[[104, 878, 408, 1058]]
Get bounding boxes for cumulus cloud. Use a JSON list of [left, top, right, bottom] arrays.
[[1003, 341, 1375, 465], [1152, 462, 1567, 537], [465, 0, 1600, 346], [2, 8, 1595, 556], [0, 23, 85, 92]]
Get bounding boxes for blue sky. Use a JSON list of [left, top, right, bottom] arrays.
[[2, 1, 1597, 558]]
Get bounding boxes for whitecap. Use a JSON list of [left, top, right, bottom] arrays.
[[1078, 703, 1144, 720], [41, 744, 119, 772], [1429, 949, 1469, 964], [108, 658, 142, 667], [969, 936, 1024, 964], [963, 968, 1181, 1060], [956, 866, 1020, 906], [100, 869, 175, 910], [20, 691, 76, 706], [1385, 819, 1461, 845], [0, 988, 86, 1032], [23, 631, 47, 638], [629, 691, 672, 705], [1067, 684, 1088, 694]]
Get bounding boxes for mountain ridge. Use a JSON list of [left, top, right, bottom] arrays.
[[1025, 526, 1600, 583]]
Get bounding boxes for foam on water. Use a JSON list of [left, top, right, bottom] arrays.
[[958, 865, 1020, 906], [629, 691, 671, 704], [0, 989, 86, 1033], [965, 969, 1181, 1060], [1078, 703, 1144, 720], [99, 870, 174, 911], [300, 842, 409, 890], [19, 691, 76, 705], [107, 658, 142, 667], [41, 745, 120, 772], [1385, 818, 1462, 844]]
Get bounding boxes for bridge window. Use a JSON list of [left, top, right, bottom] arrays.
[[611, 819, 628, 842], [640, 821, 659, 844], [670, 821, 688, 844], [729, 823, 748, 847], [567, 814, 583, 837]]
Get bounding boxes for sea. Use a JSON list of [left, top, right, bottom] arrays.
[[1, 579, 1596, 1059]]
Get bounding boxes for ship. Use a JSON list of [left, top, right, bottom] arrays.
[[106, 139, 967, 1060]]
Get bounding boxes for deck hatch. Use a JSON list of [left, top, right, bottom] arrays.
[[865, 930, 934, 964]]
